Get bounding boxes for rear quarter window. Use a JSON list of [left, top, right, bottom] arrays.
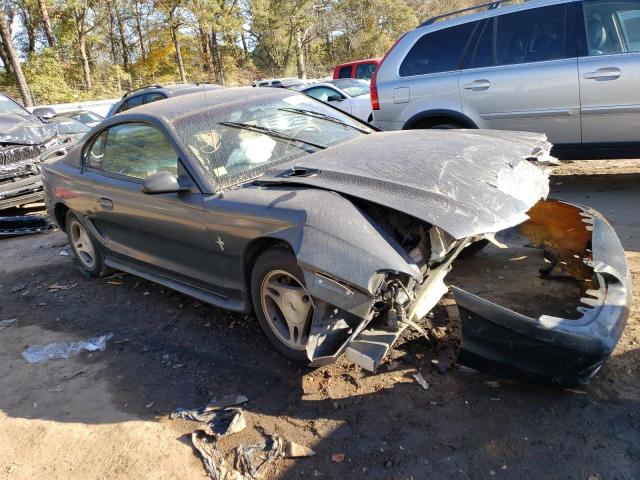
[[400, 22, 476, 77], [337, 66, 353, 78], [355, 62, 377, 79]]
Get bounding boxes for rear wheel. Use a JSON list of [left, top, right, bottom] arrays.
[[65, 211, 108, 277], [430, 123, 461, 129], [251, 246, 314, 363]]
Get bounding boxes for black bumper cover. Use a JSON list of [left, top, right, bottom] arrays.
[[453, 206, 631, 385]]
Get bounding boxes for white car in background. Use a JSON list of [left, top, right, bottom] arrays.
[[297, 79, 373, 122]]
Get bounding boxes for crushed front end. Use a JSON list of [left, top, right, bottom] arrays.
[[0, 141, 58, 210]]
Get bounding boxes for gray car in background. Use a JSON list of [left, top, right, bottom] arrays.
[[107, 83, 223, 117], [371, 0, 640, 151]]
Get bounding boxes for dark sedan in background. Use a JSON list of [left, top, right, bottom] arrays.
[[41, 87, 631, 385]]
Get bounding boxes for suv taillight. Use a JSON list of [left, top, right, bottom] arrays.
[[371, 33, 406, 111], [371, 69, 380, 111]]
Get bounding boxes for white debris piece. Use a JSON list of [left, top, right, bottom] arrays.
[[22, 333, 113, 363], [412, 371, 429, 390]]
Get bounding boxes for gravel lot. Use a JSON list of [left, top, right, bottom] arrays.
[[1, 159, 639, 480]]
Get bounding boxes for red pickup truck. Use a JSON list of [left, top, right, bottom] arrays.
[[332, 58, 381, 80]]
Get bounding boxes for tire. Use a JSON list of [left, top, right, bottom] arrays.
[[430, 123, 462, 129], [65, 211, 109, 278], [251, 246, 314, 364]]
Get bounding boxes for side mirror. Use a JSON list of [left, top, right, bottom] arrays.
[[141, 171, 185, 194], [327, 94, 343, 102], [32, 107, 56, 121]]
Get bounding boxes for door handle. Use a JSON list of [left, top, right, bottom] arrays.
[[99, 198, 113, 210], [583, 67, 621, 80], [463, 79, 491, 91]]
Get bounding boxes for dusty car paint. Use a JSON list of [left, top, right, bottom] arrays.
[[41, 88, 630, 384]]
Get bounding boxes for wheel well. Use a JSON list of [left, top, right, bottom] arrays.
[[53, 203, 70, 232], [410, 116, 467, 129], [243, 237, 295, 292]]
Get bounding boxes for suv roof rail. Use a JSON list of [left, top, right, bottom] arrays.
[[420, 0, 520, 27], [122, 82, 217, 98], [122, 84, 163, 98]]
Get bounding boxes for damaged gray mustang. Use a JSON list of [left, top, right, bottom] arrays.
[[42, 88, 631, 385]]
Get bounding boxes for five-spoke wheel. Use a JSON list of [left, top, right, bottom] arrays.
[[251, 246, 315, 363]]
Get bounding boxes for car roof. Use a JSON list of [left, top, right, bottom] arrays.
[[334, 58, 381, 68], [414, 0, 570, 33], [303, 79, 369, 91], [116, 87, 299, 123], [121, 83, 222, 99]]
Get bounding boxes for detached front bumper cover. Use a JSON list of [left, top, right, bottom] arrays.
[[454, 201, 631, 385]]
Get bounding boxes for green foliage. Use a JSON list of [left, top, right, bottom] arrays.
[[1, 0, 480, 103], [22, 48, 77, 103]]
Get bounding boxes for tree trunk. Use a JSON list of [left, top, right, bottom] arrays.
[[198, 25, 212, 80], [0, 36, 13, 75], [37, 0, 56, 48], [114, 4, 129, 73], [208, 29, 224, 86], [108, 9, 118, 64], [19, 7, 37, 54], [295, 30, 306, 79], [134, 1, 146, 60], [73, 5, 92, 90], [240, 30, 248, 55], [0, 12, 32, 106], [171, 26, 186, 83]]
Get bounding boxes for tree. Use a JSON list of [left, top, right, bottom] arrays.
[[71, 0, 93, 89], [37, 0, 57, 48], [0, 10, 32, 106]]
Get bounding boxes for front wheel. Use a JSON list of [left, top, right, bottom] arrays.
[[251, 246, 315, 363]]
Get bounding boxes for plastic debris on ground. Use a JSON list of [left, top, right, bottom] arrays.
[[0, 215, 54, 238], [48, 282, 77, 292], [0, 318, 18, 332], [412, 371, 429, 390], [22, 333, 114, 363], [172, 395, 315, 479]]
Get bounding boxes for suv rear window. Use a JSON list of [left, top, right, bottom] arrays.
[[337, 66, 352, 78], [400, 22, 476, 77], [466, 4, 574, 68]]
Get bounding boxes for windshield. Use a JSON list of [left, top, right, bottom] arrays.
[[0, 94, 29, 115], [173, 93, 372, 189], [332, 80, 370, 97], [68, 111, 102, 124], [52, 117, 90, 135]]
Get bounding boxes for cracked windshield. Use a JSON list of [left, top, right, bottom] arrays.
[[174, 94, 372, 187]]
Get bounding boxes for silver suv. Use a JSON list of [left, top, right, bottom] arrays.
[[371, 0, 640, 149]]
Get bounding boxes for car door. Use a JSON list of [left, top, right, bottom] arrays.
[[459, 2, 581, 145], [304, 86, 353, 114], [81, 122, 221, 290], [579, 0, 640, 144]]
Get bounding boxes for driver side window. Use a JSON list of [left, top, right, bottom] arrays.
[[305, 87, 342, 102], [85, 123, 178, 180]]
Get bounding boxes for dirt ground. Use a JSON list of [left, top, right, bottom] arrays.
[[1, 159, 639, 480]]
